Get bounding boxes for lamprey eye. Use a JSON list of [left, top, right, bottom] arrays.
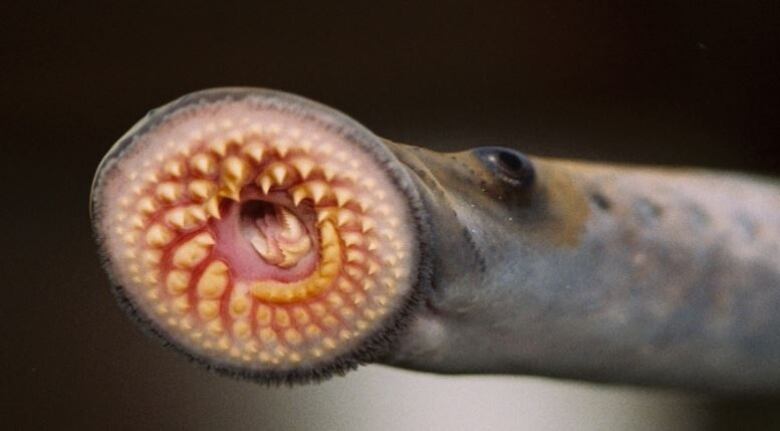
[[91, 88, 426, 383], [473, 146, 535, 187]]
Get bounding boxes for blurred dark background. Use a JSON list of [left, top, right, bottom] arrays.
[[3, 1, 780, 429]]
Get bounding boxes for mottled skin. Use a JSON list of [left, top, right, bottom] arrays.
[[382, 143, 780, 394]]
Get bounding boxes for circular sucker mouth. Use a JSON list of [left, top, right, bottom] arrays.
[[91, 88, 426, 382]]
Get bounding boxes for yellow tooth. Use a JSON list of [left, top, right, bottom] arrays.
[[207, 320, 224, 335], [346, 249, 365, 264], [342, 232, 363, 247], [188, 206, 208, 223], [367, 260, 380, 275], [338, 278, 354, 293], [145, 224, 173, 247], [173, 296, 190, 314], [273, 138, 291, 157], [317, 208, 337, 224], [242, 142, 265, 163], [166, 270, 191, 294], [292, 307, 310, 325], [307, 181, 329, 204], [172, 234, 213, 268], [284, 329, 303, 345], [166, 207, 201, 230], [327, 293, 344, 308], [275, 309, 291, 327], [256, 305, 272, 326], [156, 182, 182, 203], [305, 324, 322, 338], [258, 175, 273, 194], [130, 215, 145, 229], [141, 250, 162, 265], [196, 260, 229, 299], [322, 165, 336, 181], [229, 296, 250, 317], [319, 221, 339, 247], [333, 187, 353, 207], [367, 238, 379, 251], [271, 163, 288, 185], [204, 197, 221, 219], [136, 197, 157, 214], [361, 218, 375, 233], [290, 157, 315, 179], [209, 139, 229, 156], [221, 156, 248, 186], [164, 160, 185, 178], [310, 303, 326, 318], [233, 321, 251, 339], [322, 315, 338, 328], [197, 300, 220, 320], [191, 153, 216, 176], [336, 209, 355, 227], [188, 180, 216, 202], [292, 187, 307, 206], [259, 328, 277, 343]]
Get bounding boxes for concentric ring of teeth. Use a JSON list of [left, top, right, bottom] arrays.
[[98, 99, 415, 371]]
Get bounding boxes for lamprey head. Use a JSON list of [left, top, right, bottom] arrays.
[[91, 88, 429, 383]]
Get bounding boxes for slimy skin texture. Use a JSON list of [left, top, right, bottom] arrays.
[[382, 145, 780, 394], [94, 88, 780, 393]]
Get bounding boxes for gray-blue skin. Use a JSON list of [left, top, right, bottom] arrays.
[[380, 142, 780, 395]]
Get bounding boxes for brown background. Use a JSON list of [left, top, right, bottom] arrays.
[[3, 1, 780, 429]]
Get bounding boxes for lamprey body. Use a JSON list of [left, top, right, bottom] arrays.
[[92, 88, 780, 393]]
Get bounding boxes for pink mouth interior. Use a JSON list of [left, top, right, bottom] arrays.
[[211, 187, 318, 283]]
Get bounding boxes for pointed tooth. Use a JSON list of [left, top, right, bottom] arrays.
[[367, 260, 380, 275], [188, 180, 216, 202], [361, 218, 375, 233], [346, 249, 365, 264], [145, 224, 173, 247], [336, 209, 354, 227], [367, 238, 379, 251], [255, 305, 272, 326], [271, 164, 288, 185], [342, 232, 363, 247], [242, 142, 265, 163], [196, 261, 229, 299], [164, 160, 185, 178], [291, 157, 315, 179], [188, 205, 208, 222], [142, 250, 162, 265], [273, 138, 291, 157], [204, 197, 221, 219], [222, 156, 248, 185], [218, 186, 241, 202], [166, 207, 200, 230], [322, 166, 336, 181], [258, 175, 272, 194], [166, 270, 190, 294], [308, 181, 328, 204], [156, 182, 182, 203], [136, 197, 157, 214], [172, 235, 213, 269], [198, 300, 220, 320], [191, 153, 216, 176], [209, 139, 229, 156], [292, 187, 307, 206], [194, 232, 216, 246], [333, 188, 353, 207]]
